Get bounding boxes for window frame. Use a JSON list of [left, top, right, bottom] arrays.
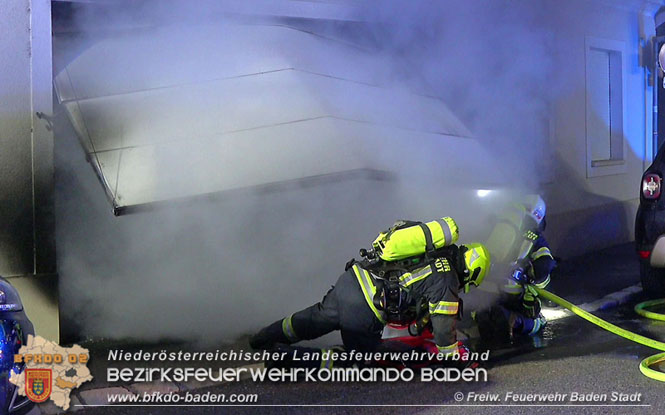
[[585, 36, 628, 178]]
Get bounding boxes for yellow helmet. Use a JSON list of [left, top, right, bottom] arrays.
[[462, 242, 491, 293]]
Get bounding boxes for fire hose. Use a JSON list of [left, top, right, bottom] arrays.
[[533, 287, 665, 382]]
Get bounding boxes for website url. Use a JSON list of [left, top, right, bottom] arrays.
[[107, 391, 259, 404]]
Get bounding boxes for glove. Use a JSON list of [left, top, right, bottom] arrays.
[[511, 259, 534, 284], [525, 266, 536, 284], [521, 285, 541, 319]]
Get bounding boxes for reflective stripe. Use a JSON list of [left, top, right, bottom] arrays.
[[529, 317, 546, 335], [468, 249, 480, 267], [429, 300, 459, 315], [437, 342, 458, 354], [351, 265, 387, 324], [399, 265, 432, 286], [529, 319, 541, 335], [517, 240, 534, 261], [531, 246, 553, 261], [437, 218, 453, 245], [503, 281, 523, 295], [281, 315, 299, 342], [534, 275, 551, 289], [320, 348, 334, 370]]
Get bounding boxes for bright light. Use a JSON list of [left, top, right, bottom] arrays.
[[476, 189, 492, 198], [541, 307, 572, 322]]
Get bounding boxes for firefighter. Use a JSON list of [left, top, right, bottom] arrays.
[[478, 194, 556, 340], [249, 217, 491, 366]]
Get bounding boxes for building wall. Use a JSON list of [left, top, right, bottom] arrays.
[[0, 0, 58, 342], [0, 0, 34, 276], [543, 0, 659, 257]]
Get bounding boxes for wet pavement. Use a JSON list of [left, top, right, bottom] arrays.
[[56, 244, 665, 414]]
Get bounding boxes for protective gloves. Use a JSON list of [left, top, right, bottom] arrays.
[[521, 285, 541, 319]]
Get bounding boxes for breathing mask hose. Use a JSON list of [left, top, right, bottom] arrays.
[[533, 287, 665, 382]]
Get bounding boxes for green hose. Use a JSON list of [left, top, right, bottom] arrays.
[[533, 287, 665, 382], [634, 299, 665, 321], [634, 299, 665, 381]]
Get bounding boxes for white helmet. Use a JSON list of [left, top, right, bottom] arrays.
[[522, 194, 546, 226]]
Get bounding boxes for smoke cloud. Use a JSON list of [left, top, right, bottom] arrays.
[[54, 0, 555, 344], [357, 0, 556, 183]]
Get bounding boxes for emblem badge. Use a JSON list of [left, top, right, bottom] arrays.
[[645, 176, 660, 196], [25, 369, 52, 403]]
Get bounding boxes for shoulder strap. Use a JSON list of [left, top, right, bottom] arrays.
[[417, 223, 436, 256], [383, 220, 423, 240]]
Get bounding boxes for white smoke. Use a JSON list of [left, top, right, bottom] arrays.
[[54, 0, 555, 343]]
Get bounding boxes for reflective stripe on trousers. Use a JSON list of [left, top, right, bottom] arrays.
[[351, 265, 387, 324], [437, 342, 458, 355], [281, 314, 299, 342], [429, 300, 459, 315], [320, 348, 335, 370]]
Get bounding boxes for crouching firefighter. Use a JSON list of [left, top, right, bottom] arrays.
[[477, 195, 556, 341], [249, 217, 491, 369]]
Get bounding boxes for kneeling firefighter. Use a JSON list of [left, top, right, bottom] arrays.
[[477, 195, 556, 341], [249, 217, 491, 367]]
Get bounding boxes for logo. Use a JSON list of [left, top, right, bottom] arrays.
[[524, 230, 538, 241], [434, 258, 451, 273], [532, 208, 543, 221], [10, 335, 93, 410], [25, 369, 52, 403], [645, 176, 660, 196]]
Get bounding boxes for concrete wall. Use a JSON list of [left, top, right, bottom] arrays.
[[543, 0, 660, 257], [0, 0, 58, 342]]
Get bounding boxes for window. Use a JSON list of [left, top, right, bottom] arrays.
[[585, 37, 626, 177]]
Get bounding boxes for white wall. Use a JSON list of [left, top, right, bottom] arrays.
[[543, 0, 658, 257], [0, 0, 58, 342], [0, 0, 34, 276]]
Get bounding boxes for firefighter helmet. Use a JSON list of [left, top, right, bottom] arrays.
[[461, 242, 491, 293], [522, 194, 546, 226]]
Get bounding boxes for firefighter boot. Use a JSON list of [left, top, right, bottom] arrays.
[[249, 319, 293, 350]]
